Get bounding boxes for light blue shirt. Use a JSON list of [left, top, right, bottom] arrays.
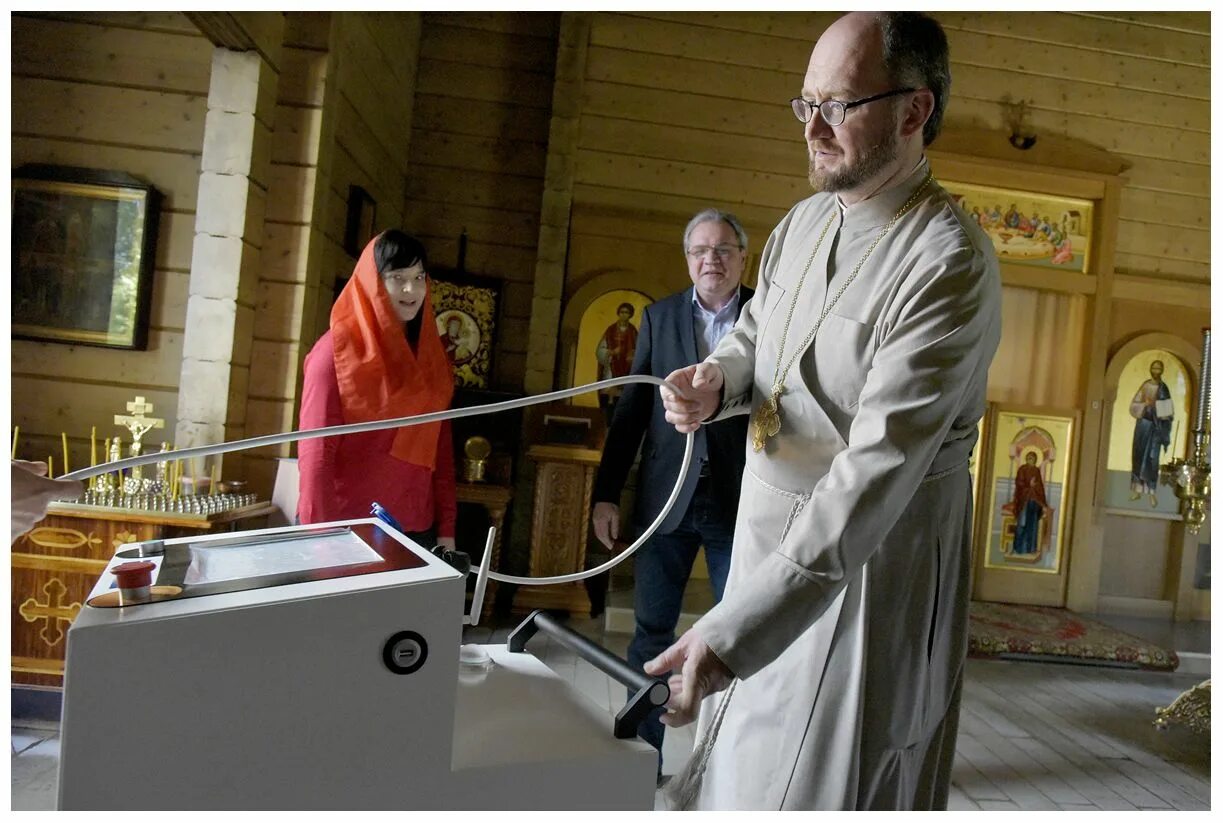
[[692, 289, 741, 361]]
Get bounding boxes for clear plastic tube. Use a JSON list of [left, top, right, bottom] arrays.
[[60, 376, 695, 586]]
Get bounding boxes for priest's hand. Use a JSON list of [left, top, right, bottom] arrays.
[[436, 535, 457, 553], [660, 363, 723, 433], [644, 628, 733, 727], [11, 460, 84, 544], [591, 501, 619, 550]]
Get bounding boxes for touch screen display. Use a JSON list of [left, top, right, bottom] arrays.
[[184, 530, 383, 586], [98, 523, 435, 607]]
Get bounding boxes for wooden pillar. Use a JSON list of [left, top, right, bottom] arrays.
[[1065, 176, 1121, 614], [504, 13, 593, 579], [523, 12, 590, 394]]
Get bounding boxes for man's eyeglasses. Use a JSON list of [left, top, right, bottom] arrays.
[[686, 244, 741, 260], [789, 88, 915, 127]]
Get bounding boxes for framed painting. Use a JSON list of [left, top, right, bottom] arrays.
[[429, 269, 499, 390], [11, 165, 161, 350], [343, 185, 376, 257], [1103, 349, 1193, 517], [943, 180, 1094, 274], [981, 405, 1078, 574]]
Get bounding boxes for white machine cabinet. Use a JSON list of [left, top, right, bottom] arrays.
[[57, 519, 658, 810]]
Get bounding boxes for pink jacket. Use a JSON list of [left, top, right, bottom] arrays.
[[296, 330, 456, 537]]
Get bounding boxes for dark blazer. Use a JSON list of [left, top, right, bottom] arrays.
[[592, 284, 753, 535]]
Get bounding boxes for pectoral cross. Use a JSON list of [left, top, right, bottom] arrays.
[[751, 386, 783, 452]]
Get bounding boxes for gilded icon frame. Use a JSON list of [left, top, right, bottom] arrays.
[[429, 268, 499, 390], [979, 404, 1079, 574]]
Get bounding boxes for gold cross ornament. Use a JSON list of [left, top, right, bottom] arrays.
[[19, 578, 82, 648]]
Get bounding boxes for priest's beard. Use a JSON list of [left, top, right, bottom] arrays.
[[807, 124, 901, 194]]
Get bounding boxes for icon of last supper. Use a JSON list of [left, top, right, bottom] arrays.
[[944, 181, 1094, 273]]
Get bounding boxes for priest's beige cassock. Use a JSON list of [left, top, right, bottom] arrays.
[[667, 159, 1002, 809]]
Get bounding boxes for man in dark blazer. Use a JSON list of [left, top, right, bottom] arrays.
[[591, 208, 753, 777]]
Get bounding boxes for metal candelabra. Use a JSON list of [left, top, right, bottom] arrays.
[[1160, 328, 1211, 533]]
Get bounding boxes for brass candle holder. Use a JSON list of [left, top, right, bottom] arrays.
[[462, 436, 493, 483], [1160, 328, 1210, 534]]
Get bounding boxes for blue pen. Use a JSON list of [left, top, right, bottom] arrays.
[[370, 501, 405, 533], [371, 501, 460, 569]]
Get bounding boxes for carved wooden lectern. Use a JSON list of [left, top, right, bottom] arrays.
[[514, 403, 606, 617]]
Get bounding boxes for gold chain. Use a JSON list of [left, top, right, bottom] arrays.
[[751, 172, 934, 452], [768, 211, 837, 395], [772, 172, 933, 395]]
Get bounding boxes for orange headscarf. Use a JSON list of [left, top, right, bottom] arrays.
[[330, 233, 455, 470]]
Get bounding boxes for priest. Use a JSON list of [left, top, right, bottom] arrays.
[[652, 11, 1003, 810]]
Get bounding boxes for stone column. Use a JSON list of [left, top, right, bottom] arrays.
[[175, 40, 282, 481]]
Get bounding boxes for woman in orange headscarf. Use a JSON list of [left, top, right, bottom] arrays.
[[297, 230, 457, 551]]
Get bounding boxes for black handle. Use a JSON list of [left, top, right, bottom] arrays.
[[507, 609, 671, 739]]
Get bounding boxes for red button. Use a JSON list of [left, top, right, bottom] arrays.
[[112, 560, 156, 589]]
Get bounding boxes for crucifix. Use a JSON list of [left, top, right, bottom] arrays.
[[115, 396, 165, 456], [114, 396, 165, 490]]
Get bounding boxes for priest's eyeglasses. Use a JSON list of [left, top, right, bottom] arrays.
[[686, 244, 741, 260], [789, 88, 915, 127]]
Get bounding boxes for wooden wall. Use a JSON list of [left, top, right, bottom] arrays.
[[568, 11, 1208, 284], [11, 12, 212, 471], [934, 12, 1209, 284], [317, 11, 423, 330], [405, 11, 561, 391]]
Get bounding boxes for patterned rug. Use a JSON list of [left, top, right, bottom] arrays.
[[968, 601, 1179, 671]]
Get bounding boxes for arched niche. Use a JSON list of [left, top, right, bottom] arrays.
[[1100, 330, 1203, 491], [1094, 331, 1205, 619], [556, 269, 667, 399]]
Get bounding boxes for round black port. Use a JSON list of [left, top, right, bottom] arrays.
[[383, 630, 429, 675]]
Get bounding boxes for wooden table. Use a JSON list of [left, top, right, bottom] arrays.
[[11, 501, 276, 687]]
